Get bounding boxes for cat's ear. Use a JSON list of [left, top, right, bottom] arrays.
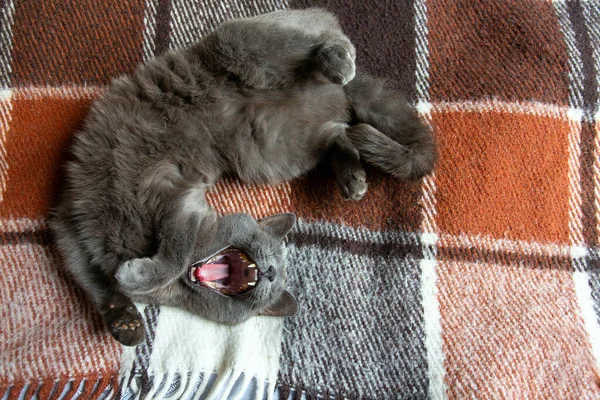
[[258, 213, 296, 241], [258, 290, 298, 317]]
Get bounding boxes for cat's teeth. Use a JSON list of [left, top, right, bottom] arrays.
[[248, 281, 256, 286], [190, 267, 197, 282], [247, 263, 256, 269]]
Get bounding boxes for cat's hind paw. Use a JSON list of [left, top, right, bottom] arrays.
[[339, 168, 368, 201], [116, 257, 164, 294], [316, 42, 356, 85], [103, 303, 145, 346]]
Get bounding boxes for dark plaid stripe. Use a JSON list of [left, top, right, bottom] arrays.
[[154, 0, 173, 56], [6, 224, 593, 273], [428, 0, 570, 104], [567, 2, 600, 250], [567, 1, 599, 116], [589, 249, 600, 318], [285, 219, 427, 395], [588, 249, 600, 322], [0, 0, 14, 88], [288, 230, 421, 261], [290, 227, 586, 271], [581, 121, 599, 248], [279, 236, 428, 398], [290, 0, 418, 100], [0, 229, 49, 246], [566, 1, 600, 327]]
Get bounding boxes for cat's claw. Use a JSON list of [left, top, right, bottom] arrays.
[[317, 42, 356, 85]]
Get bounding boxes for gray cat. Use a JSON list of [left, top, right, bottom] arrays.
[[50, 8, 437, 346]]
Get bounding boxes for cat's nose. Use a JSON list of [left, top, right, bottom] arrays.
[[262, 265, 276, 282]]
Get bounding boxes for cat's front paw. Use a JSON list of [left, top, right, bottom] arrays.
[[116, 257, 164, 294], [316, 42, 356, 85]]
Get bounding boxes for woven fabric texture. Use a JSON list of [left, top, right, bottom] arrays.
[[1, 0, 600, 399]]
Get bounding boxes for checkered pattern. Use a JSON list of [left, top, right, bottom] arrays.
[[1, 0, 599, 399]]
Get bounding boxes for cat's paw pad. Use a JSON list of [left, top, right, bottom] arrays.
[[317, 43, 356, 85], [103, 305, 145, 346], [116, 257, 162, 294], [339, 168, 368, 201]]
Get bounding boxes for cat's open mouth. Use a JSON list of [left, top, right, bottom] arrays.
[[188, 248, 259, 296]]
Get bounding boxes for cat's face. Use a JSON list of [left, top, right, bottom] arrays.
[[184, 212, 298, 318]]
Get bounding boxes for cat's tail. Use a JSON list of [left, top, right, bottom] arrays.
[[343, 72, 437, 180]]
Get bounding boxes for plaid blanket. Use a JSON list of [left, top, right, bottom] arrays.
[[2, 0, 600, 398]]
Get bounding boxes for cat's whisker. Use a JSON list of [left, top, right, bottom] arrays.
[[262, 245, 283, 260]]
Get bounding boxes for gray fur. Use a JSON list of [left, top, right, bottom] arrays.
[[50, 8, 436, 346]]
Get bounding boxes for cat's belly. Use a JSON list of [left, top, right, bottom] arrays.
[[225, 83, 350, 183]]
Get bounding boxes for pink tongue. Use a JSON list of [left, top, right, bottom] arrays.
[[196, 263, 229, 282]]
